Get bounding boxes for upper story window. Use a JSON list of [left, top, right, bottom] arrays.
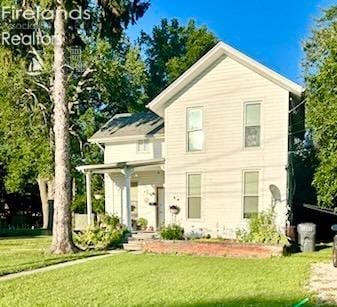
[[244, 102, 261, 148], [137, 140, 149, 153], [187, 108, 203, 152], [243, 171, 259, 218]]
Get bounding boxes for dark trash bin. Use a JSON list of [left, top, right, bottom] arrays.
[[297, 223, 316, 252]]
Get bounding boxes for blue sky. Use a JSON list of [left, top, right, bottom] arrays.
[[128, 0, 336, 85]]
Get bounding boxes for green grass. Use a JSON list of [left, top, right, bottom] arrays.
[[0, 245, 333, 307], [0, 236, 103, 276], [0, 229, 51, 237]]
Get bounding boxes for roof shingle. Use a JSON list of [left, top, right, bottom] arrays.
[[90, 112, 164, 142]]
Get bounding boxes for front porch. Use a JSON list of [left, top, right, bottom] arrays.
[[76, 158, 165, 231]]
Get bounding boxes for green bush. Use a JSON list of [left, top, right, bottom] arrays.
[[93, 198, 105, 214], [74, 214, 128, 250], [99, 214, 120, 228], [71, 194, 86, 213], [160, 224, 184, 240], [137, 217, 148, 230], [72, 194, 104, 214], [236, 210, 288, 246]]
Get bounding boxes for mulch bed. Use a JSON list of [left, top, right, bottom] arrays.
[[143, 240, 283, 258]]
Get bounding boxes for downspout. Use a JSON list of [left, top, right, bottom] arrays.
[[287, 94, 296, 227]]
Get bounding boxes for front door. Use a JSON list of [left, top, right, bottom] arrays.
[[157, 187, 165, 230]]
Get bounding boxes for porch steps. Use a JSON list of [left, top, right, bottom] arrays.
[[123, 242, 143, 251], [132, 232, 157, 240], [123, 232, 157, 251]]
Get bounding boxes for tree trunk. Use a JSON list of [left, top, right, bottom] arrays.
[[37, 177, 49, 229], [47, 179, 55, 201], [72, 177, 76, 200], [50, 1, 76, 254]]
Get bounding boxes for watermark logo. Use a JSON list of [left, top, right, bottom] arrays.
[[2, 32, 53, 46], [70, 46, 85, 73], [1, 6, 90, 47], [1, 6, 90, 21]]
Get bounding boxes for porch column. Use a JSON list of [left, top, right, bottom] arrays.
[[121, 166, 133, 231], [85, 171, 92, 225]]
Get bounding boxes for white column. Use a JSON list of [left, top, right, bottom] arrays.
[[86, 172, 92, 225], [121, 167, 133, 231]]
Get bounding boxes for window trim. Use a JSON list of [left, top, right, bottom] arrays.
[[242, 170, 260, 219], [136, 139, 150, 153], [186, 107, 204, 153], [243, 100, 262, 150], [186, 172, 203, 221]]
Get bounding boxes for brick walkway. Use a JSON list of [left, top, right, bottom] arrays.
[[0, 250, 125, 281]]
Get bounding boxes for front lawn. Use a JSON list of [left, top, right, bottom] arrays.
[[0, 236, 103, 276], [0, 247, 332, 306]]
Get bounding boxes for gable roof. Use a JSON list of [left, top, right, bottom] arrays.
[[147, 41, 304, 116], [89, 112, 164, 143]]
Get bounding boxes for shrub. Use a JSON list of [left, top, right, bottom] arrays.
[[137, 217, 148, 230], [71, 194, 104, 214], [236, 210, 288, 246], [93, 198, 105, 214], [74, 214, 128, 250], [160, 224, 184, 240], [99, 214, 120, 228]]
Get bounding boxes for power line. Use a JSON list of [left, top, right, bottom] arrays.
[[289, 97, 307, 114], [289, 73, 337, 114]]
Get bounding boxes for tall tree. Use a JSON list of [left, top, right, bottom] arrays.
[[0, 0, 58, 229], [0, 1, 148, 231], [52, 0, 73, 252], [141, 19, 218, 99], [51, 0, 149, 253], [303, 6, 337, 207]]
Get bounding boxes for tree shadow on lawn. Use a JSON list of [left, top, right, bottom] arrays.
[[165, 297, 334, 307], [315, 244, 332, 252], [0, 229, 51, 237]]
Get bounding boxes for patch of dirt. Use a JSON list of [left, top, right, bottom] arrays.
[[310, 262, 337, 305]]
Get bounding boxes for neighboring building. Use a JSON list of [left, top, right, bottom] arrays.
[[77, 42, 303, 238]]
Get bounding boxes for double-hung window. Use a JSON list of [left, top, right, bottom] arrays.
[[187, 108, 203, 152], [243, 171, 259, 218], [244, 102, 261, 147], [187, 174, 202, 219]]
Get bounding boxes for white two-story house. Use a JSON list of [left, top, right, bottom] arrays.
[[77, 42, 303, 238]]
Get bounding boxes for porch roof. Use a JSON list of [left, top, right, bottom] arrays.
[[76, 158, 165, 174], [89, 112, 164, 143]]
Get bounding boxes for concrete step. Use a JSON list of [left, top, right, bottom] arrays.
[[132, 232, 156, 240], [123, 242, 143, 251], [127, 236, 155, 243]]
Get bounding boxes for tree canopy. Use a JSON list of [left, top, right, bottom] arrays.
[[0, 47, 53, 192], [141, 18, 218, 100], [0, 1, 149, 194], [0, 16, 217, 198], [304, 6, 337, 207], [0, 11, 218, 234]]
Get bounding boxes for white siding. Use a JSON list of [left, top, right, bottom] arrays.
[[164, 55, 289, 237], [103, 136, 164, 228], [105, 171, 164, 229], [104, 138, 164, 163]]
